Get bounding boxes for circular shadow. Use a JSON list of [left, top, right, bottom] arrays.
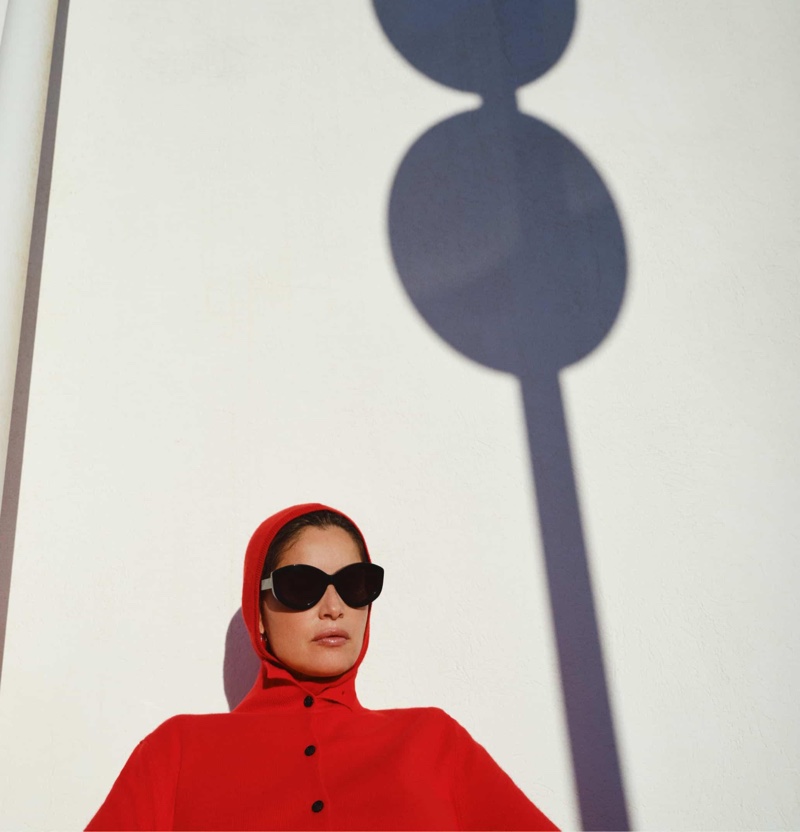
[[223, 607, 261, 711], [388, 108, 627, 376], [373, 0, 576, 96]]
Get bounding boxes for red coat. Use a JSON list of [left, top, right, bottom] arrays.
[[87, 504, 558, 831]]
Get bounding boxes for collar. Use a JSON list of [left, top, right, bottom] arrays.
[[233, 661, 364, 714]]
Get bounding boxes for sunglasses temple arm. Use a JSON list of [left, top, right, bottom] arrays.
[[261, 578, 272, 591]]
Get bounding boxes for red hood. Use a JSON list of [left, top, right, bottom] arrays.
[[240, 502, 372, 699]]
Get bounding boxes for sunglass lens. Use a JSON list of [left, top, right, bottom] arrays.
[[273, 565, 327, 610], [334, 563, 384, 607]]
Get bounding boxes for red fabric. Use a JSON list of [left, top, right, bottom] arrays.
[[87, 503, 558, 831]]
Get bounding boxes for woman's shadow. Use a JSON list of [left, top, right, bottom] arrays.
[[223, 608, 260, 710]]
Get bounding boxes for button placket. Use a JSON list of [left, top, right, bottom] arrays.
[[302, 697, 323, 814], [301, 693, 329, 818]]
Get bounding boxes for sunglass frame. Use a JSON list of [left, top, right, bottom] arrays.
[[261, 562, 384, 610]]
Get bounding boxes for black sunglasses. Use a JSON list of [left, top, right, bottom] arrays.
[[261, 562, 384, 610]]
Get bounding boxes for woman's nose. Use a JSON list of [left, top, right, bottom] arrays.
[[317, 583, 345, 618]]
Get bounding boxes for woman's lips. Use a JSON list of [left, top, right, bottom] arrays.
[[313, 629, 349, 647]]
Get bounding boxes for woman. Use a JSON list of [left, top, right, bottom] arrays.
[[87, 503, 558, 830]]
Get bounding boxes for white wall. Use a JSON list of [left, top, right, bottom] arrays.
[[1, 2, 799, 829]]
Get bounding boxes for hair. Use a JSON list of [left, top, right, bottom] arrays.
[[260, 509, 368, 585]]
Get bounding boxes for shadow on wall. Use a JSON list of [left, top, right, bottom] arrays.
[[372, 2, 630, 830], [223, 607, 260, 710], [0, 0, 71, 692]]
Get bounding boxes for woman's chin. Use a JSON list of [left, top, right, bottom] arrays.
[[289, 653, 357, 681]]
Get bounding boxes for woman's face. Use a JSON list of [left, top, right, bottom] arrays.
[[259, 525, 369, 679]]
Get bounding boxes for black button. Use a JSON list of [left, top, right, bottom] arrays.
[[304, 745, 316, 756], [312, 800, 324, 813], [304, 695, 314, 707]]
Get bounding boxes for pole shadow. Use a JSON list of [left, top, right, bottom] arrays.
[[0, 0, 71, 692], [372, 2, 630, 828]]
